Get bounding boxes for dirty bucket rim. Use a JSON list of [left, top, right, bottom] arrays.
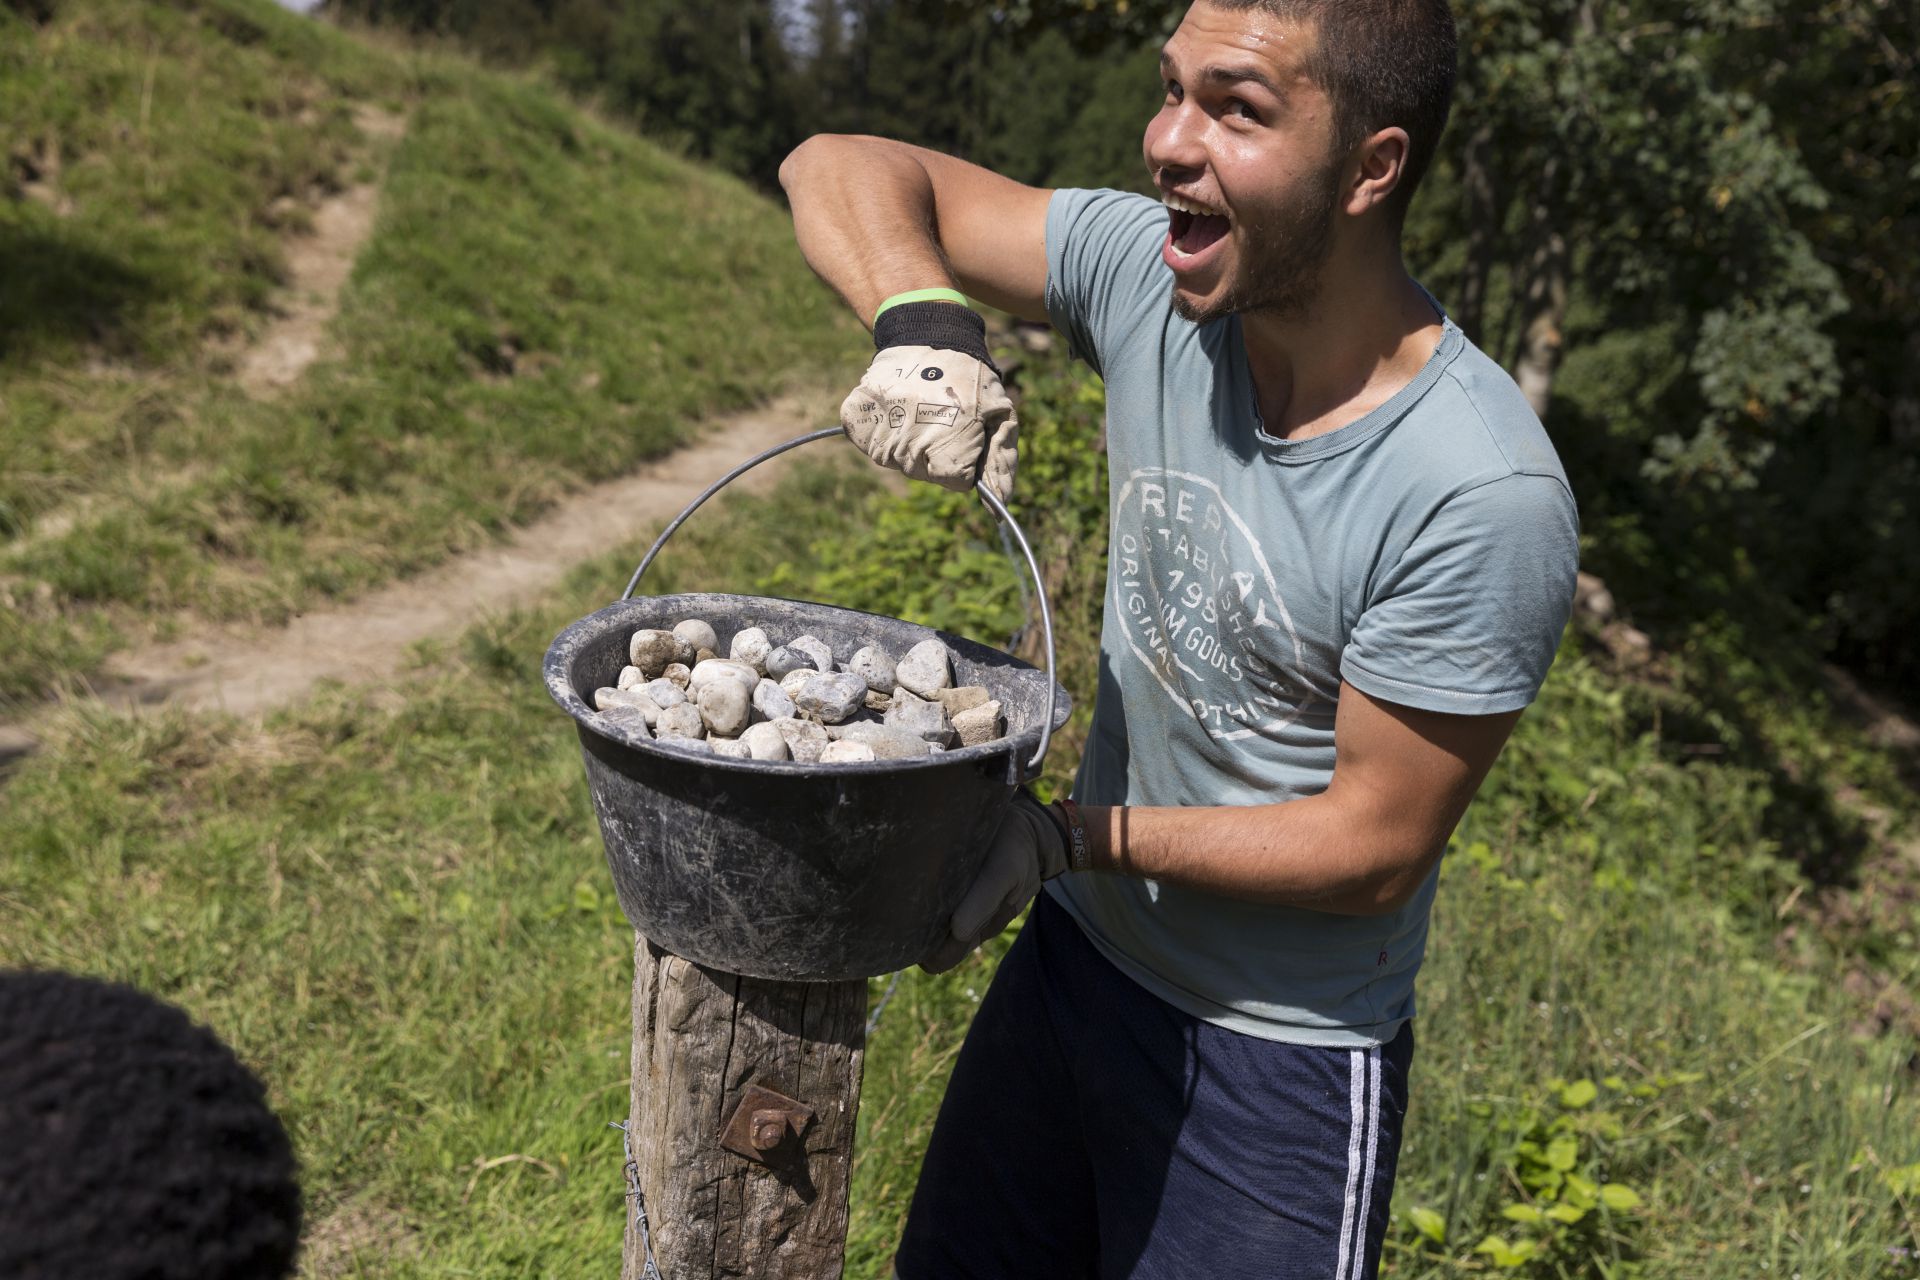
[[544, 591, 1070, 778]]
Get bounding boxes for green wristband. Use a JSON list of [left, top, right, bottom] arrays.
[[873, 287, 969, 325]]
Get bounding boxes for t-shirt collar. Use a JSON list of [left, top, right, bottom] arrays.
[[1235, 288, 1463, 465]]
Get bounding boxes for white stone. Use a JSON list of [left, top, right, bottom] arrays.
[[752, 678, 796, 723], [689, 658, 759, 698], [779, 668, 814, 699], [617, 665, 646, 690], [655, 703, 706, 740], [673, 618, 718, 655], [847, 645, 896, 694], [951, 700, 1004, 748], [769, 717, 829, 764], [894, 639, 952, 698], [828, 721, 937, 760], [820, 740, 877, 764], [662, 662, 692, 690], [628, 629, 683, 677], [594, 686, 661, 725], [789, 634, 834, 674], [795, 671, 867, 724], [696, 680, 751, 738], [885, 688, 954, 745], [642, 678, 686, 710], [765, 646, 814, 680], [660, 735, 713, 755], [595, 703, 651, 737], [740, 721, 790, 762], [728, 626, 774, 674], [934, 685, 991, 716], [711, 736, 752, 759]]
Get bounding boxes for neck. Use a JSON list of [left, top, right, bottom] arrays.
[[1238, 243, 1443, 442]]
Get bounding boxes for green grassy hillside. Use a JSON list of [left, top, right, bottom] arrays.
[[2, 4, 1916, 1278], [0, 0, 856, 706]]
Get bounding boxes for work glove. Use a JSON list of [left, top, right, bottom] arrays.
[[921, 790, 1071, 974], [840, 301, 1020, 501]]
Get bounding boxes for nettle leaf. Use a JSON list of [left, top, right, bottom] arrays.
[[1546, 1134, 1581, 1172], [1884, 1163, 1920, 1198], [1564, 1171, 1600, 1209], [1501, 1203, 1545, 1224], [1406, 1206, 1448, 1244], [1474, 1235, 1539, 1267], [1599, 1183, 1645, 1211], [1546, 1203, 1588, 1224], [1558, 1078, 1599, 1108]]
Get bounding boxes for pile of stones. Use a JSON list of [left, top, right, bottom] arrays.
[[590, 618, 1009, 764]]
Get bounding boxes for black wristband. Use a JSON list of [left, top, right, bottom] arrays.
[[872, 301, 999, 374], [1018, 787, 1073, 865]]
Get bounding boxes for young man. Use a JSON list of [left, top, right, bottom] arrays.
[[781, 1, 1578, 1274]]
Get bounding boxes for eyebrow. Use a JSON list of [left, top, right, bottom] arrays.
[[1159, 51, 1286, 100]]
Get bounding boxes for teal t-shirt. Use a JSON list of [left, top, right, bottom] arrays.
[[1041, 188, 1580, 1047]]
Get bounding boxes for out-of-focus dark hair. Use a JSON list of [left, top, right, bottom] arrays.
[[0, 971, 302, 1280]]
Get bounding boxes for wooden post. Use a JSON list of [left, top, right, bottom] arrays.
[[625, 935, 867, 1280]]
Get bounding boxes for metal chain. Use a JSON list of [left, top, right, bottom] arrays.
[[866, 970, 904, 1037], [610, 1120, 664, 1280]]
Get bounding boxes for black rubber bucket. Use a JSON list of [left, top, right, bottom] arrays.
[[544, 430, 1071, 981]]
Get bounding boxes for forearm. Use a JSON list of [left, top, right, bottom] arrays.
[[1076, 795, 1443, 916], [779, 134, 954, 326]]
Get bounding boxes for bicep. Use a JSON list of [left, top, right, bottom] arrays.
[[901, 143, 1053, 322], [1326, 680, 1520, 858]]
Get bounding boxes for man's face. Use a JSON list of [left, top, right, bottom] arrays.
[[1143, 3, 1346, 325]]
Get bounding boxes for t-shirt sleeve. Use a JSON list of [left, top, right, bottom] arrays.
[[1340, 472, 1579, 715], [1044, 188, 1171, 377]]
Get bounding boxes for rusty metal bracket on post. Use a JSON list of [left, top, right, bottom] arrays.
[[719, 1084, 815, 1165]]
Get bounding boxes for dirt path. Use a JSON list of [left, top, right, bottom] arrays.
[[0, 391, 840, 768], [0, 99, 859, 769], [92, 391, 839, 718], [236, 104, 405, 396]]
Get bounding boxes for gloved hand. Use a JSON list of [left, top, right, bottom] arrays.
[[921, 791, 1071, 974], [840, 300, 1019, 500]]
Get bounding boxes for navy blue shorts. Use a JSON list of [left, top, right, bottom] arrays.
[[895, 891, 1415, 1280]]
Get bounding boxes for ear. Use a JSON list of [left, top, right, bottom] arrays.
[[1343, 126, 1410, 217]]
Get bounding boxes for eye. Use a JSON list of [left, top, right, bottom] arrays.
[[1164, 79, 1184, 104], [1225, 98, 1260, 122]]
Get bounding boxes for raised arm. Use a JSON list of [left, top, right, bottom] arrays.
[[778, 135, 1053, 325]]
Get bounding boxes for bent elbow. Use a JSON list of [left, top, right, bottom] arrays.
[[1352, 844, 1444, 916], [779, 133, 879, 194], [778, 135, 828, 194]]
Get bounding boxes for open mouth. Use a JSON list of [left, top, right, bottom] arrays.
[[1163, 191, 1231, 261]]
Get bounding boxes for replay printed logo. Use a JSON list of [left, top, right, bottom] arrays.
[[1111, 468, 1325, 742]]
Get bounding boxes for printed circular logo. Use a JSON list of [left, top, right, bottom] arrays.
[[920, 367, 943, 382], [1112, 468, 1316, 741]]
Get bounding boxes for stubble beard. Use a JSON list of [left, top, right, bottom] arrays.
[[1170, 167, 1342, 326]]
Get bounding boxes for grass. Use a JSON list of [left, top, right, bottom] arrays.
[[4, 342, 1918, 1277], [0, 0, 858, 706]]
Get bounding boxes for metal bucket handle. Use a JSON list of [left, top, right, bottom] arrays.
[[619, 427, 1059, 779]]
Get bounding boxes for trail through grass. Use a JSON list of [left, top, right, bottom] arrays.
[[0, 0, 857, 705]]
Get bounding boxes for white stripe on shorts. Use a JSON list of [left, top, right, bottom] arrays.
[[1334, 1046, 1383, 1280], [1350, 1046, 1384, 1279]]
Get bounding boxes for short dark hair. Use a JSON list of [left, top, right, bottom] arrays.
[[0, 972, 303, 1280], [1202, 0, 1457, 220]]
